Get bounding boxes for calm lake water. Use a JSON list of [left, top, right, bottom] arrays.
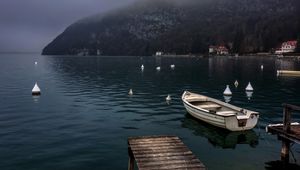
[[1, 53, 300, 170]]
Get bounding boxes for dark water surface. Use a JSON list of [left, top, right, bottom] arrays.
[[1, 54, 300, 170]]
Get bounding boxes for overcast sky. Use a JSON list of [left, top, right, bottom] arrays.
[[0, 0, 136, 52]]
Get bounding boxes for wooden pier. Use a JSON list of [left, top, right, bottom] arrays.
[[128, 135, 206, 170], [277, 70, 300, 77], [266, 104, 300, 162]]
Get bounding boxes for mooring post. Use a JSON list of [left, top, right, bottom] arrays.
[[128, 145, 134, 170], [283, 105, 291, 133], [281, 104, 292, 161], [281, 139, 290, 162]]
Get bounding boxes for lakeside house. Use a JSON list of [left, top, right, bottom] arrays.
[[209, 45, 229, 55], [97, 49, 101, 56], [155, 51, 163, 56], [275, 40, 297, 54]]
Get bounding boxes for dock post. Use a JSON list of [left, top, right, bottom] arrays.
[[283, 105, 291, 133], [281, 104, 291, 162], [281, 139, 290, 162], [128, 146, 134, 170], [267, 104, 300, 165]]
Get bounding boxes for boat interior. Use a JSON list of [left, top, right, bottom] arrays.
[[189, 101, 241, 116], [183, 92, 250, 118]]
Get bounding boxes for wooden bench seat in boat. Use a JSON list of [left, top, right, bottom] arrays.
[[199, 104, 221, 109], [237, 115, 249, 119], [186, 96, 207, 102], [216, 110, 236, 116]]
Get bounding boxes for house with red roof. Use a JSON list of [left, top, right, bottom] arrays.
[[275, 40, 297, 54], [209, 45, 229, 55]]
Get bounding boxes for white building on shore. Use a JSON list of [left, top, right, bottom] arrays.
[[155, 51, 163, 56], [275, 40, 297, 54], [209, 45, 229, 55]]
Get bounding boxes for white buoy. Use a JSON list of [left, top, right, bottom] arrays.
[[35, 61, 37, 65], [261, 65, 264, 70], [234, 80, 239, 88], [32, 82, 41, 95], [166, 94, 171, 101], [128, 89, 133, 95], [246, 91, 253, 100], [245, 82, 254, 91], [170, 64, 175, 69], [223, 85, 232, 96], [224, 95, 231, 103], [156, 66, 161, 71], [141, 64, 144, 71]]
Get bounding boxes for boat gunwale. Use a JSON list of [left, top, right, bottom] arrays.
[[181, 91, 259, 118], [182, 91, 259, 131]]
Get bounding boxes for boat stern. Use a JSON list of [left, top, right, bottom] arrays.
[[225, 112, 259, 131]]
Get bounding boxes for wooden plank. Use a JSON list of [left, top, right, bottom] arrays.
[[283, 103, 300, 111], [129, 138, 180, 144], [266, 104, 300, 164], [136, 155, 198, 163], [131, 145, 187, 152], [267, 125, 300, 143], [139, 164, 205, 170], [131, 148, 191, 155], [138, 159, 201, 168], [129, 139, 182, 145], [138, 160, 205, 170], [134, 151, 194, 159], [199, 104, 221, 109], [128, 135, 179, 140], [128, 135, 206, 170], [283, 106, 291, 133], [128, 146, 134, 170]]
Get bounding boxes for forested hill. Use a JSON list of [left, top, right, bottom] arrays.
[[42, 0, 300, 56]]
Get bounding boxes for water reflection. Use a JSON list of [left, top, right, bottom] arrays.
[[223, 95, 232, 103], [32, 95, 40, 103], [246, 91, 253, 100], [182, 114, 258, 149], [265, 160, 300, 170], [276, 59, 296, 70]]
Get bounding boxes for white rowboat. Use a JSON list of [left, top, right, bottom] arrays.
[[182, 91, 259, 131]]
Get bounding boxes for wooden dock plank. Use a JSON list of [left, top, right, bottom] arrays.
[[136, 155, 198, 163], [128, 135, 205, 170], [129, 139, 183, 145], [267, 125, 300, 143], [134, 151, 194, 159], [266, 104, 300, 162], [129, 141, 185, 148]]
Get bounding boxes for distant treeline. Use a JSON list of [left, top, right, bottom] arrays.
[[42, 0, 300, 56]]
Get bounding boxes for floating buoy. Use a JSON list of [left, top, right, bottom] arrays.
[[128, 89, 133, 95], [223, 85, 232, 96], [166, 94, 171, 101], [35, 61, 37, 65], [32, 82, 41, 95], [224, 95, 231, 103], [170, 64, 175, 69], [246, 91, 253, 100], [245, 82, 254, 91], [261, 65, 264, 70], [156, 67, 161, 71], [141, 64, 144, 71], [234, 80, 239, 88]]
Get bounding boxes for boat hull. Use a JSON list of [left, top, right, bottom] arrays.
[[182, 91, 259, 131]]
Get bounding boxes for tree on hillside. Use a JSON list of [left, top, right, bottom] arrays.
[[232, 29, 244, 54]]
